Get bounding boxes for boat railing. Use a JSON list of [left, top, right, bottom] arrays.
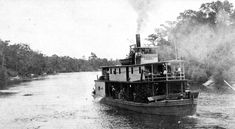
[[148, 92, 191, 101], [145, 72, 185, 81]]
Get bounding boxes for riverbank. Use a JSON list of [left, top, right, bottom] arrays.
[[0, 74, 50, 90], [8, 76, 48, 85]]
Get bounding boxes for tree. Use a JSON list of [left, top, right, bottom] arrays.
[[0, 40, 8, 88], [148, 0, 235, 84]]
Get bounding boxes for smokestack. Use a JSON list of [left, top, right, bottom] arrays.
[[136, 34, 141, 47]]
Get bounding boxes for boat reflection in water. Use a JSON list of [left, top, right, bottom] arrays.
[[94, 34, 199, 116]]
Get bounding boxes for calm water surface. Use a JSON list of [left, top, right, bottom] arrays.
[[0, 72, 235, 129]]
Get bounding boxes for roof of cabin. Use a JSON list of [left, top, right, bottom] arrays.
[[101, 59, 185, 69], [133, 46, 158, 49]]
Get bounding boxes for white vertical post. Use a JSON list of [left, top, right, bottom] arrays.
[[166, 63, 168, 81], [151, 64, 153, 81], [183, 62, 185, 79], [179, 62, 181, 80]]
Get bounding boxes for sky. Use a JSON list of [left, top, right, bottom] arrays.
[[0, 0, 234, 59]]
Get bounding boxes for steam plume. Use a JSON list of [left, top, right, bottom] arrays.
[[128, 0, 154, 33], [170, 9, 235, 83]]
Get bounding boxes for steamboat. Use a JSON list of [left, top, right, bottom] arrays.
[[94, 34, 199, 116]]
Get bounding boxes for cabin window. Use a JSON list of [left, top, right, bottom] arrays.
[[119, 68, 121, 74], [139, 67, 141, 73], [131, 67, 133, 74], [110, 68, 112, 74], [114, 68, 116, 74]]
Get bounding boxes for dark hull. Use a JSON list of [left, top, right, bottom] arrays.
[[100, 97, 197, 116]]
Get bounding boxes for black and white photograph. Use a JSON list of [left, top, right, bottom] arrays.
[[0, 0, 235, 128]]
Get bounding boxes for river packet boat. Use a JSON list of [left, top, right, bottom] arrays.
[[94, 34, 199, 116]]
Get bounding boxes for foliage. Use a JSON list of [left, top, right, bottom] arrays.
[[0, 40, 119, 86], [147, 0, 235, 84]]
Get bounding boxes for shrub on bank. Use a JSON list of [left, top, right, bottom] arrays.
[[0, 68, 8, 88]]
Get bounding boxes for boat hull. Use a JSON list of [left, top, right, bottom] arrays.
[[100, 97, 197, 116]]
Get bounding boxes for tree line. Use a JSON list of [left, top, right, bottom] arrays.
[[0, 41, 119, 87], [146, 0, 235, 84], [1, 0, 235, 87]]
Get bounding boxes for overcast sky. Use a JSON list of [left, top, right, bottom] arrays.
[[0, 0, 233, 59]]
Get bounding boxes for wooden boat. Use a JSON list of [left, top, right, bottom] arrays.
[[94, 34, 199, 116]]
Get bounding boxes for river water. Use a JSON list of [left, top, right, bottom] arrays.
[[0, 72, 235, 129]]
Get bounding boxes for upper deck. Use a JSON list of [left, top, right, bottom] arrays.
[[97, 34, 186, 82], [99, 60, 186, 82]]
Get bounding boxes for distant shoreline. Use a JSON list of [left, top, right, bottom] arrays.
[[1, 74, 49, 89], [1, 71, 100, 89]]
